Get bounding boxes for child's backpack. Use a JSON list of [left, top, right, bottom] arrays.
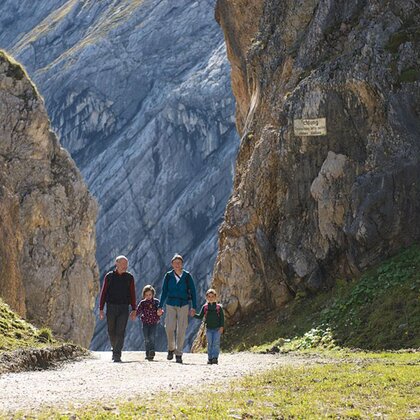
[[203, 303, 221, 319]]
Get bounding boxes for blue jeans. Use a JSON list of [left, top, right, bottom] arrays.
[[142, 323, 157, 353], [206, 328, 221, 360]]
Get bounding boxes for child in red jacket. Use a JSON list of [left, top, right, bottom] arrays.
[[136, 285, 161, 360]]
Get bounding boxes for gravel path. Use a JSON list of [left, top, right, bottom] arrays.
[[0, 351, 327, 414]]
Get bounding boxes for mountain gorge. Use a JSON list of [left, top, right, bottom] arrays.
[[0, 0, 239, 349], [213, 0, 420, 322]]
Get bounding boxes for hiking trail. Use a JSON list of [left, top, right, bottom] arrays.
[[0, 351, 331, 414]]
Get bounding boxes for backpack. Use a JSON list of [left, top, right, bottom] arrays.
[[203, 303, 221, 319]]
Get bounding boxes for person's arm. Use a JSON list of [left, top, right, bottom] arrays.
[[154, 298, 160, 311], [129, 277, 136, 311], [188, 273, 197, 310], [129, 277, 137, 320], [155, 298, 164, 316], [99, 275, 109, 319], [194, 305, 205, 320], [220, 306, 225, 328], [158, 274, 169, 308], [219, 306, 225, 333], [136, 301, 143, 317]]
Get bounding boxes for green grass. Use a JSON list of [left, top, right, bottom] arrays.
[[0, 298, 55, 352], [399, 68, 420, 83], [223, 245, 420, 353], [385, 19, 420, 54], [10, 351, 419, 419]]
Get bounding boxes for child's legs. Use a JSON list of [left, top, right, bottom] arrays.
[[142, 323, 153, 352], [148, 324, 157, 352], [206, 329, 217, 359], [165, 305, 177, 351], [213, 330, 221, 359]]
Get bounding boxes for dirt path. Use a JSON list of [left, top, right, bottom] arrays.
[[0, 351, 329, 415]]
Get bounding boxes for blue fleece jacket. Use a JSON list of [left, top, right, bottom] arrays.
[[158, 270, 197, 309]]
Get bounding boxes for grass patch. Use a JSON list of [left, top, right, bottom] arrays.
[[11, 351, 419, 419], [385, 21, 420, 54], [398, 68, 420, 83], [223, 245, 420, 353], [0, 298, 56, 352]]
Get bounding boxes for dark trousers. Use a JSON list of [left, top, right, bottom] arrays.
[[143, 323, 157, 354], [106, 304, 129, 359]]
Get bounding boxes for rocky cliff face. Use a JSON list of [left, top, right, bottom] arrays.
[[0, 51, 98, 347], [213, 0, 420, 321], [0, 0, 238, 349]]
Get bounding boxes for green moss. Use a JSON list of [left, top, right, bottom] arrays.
[[223, 245, 420, 352], [0, 298, 56, 352], [386, 31, 411, 54], [385, 26, 420, 54], [37, 327, 53, 343], [399, 68, 420, 83]]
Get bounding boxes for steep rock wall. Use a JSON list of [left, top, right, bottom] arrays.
[[214, 0, 420, 320], [0, 51, 98, 346], [0, 0, 239, 349]]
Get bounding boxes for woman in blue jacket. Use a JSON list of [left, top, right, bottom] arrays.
[[157, 254, 197, 364]]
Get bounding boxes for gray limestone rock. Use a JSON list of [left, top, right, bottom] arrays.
[[0, 0, 238, 349]]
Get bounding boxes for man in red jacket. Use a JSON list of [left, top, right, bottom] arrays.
[[99, 255, 137, 362]]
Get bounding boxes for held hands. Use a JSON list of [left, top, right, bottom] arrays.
[[100, 310, 136, 320], [157, 308, 164, 317], [189, 308, 196, 317]]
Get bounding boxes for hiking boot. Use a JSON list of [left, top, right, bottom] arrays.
[[113, 358, 122, 363], [175, 355, 183, 364], [212, 358, 218, 364], [207, 359, 213, 364], [145, 351, 150, 360], [167, 350, 174, 360]]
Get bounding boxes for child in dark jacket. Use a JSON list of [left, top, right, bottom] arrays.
[[195, 288, 225, 364], [136, 285, 161, 361]]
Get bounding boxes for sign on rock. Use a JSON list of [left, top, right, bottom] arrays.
[[293, 118, 327, 136]]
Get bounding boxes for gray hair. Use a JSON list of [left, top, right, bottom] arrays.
[[115, 255, 128, 263], [171, 253, 183, 262]]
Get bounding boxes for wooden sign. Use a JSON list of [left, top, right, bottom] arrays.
[[293, 118, 327, 136]]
